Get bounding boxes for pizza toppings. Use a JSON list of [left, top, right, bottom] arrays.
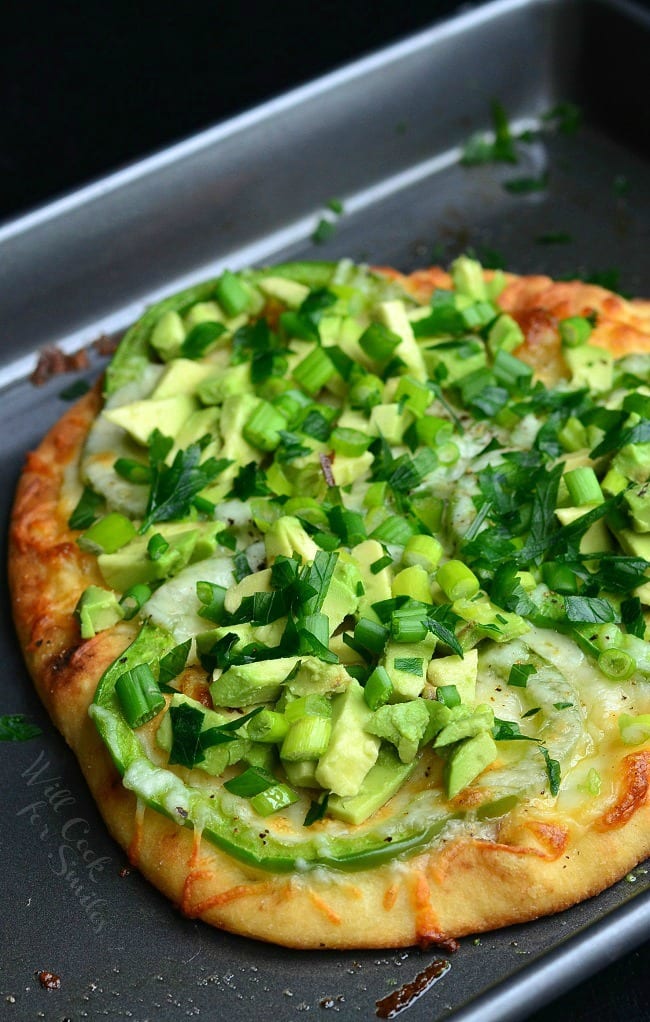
[[65, 256, 650, 876]]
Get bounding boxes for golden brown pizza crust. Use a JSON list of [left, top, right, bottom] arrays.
[[9, 270, 650, 949]]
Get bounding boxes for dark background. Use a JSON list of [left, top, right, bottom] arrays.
[[2, 2, 649, 1020]]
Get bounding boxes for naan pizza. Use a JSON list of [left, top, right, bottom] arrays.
[[10, 257, 650, 947]]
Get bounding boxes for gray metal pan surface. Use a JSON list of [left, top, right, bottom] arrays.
[[2, 1, 650, 1019]]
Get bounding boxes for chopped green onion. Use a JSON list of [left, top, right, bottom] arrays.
[[582, 767, 601, 796], [435, 441, 460, 466], [541, 561, 578, 595], [598, 648, 636, 680], [437, 684, 461, 708], [147, 533, 169, 561], [272, 388, 313, 425], [414, 414, 454, 448], [243, 400, 288, 451], [391, 612, 428, 643], [564, 466, 603, 506], [77, 512, 137, 554], [119, 583, 153, 620], [492, 348, 533, 391], [559, 316, 593, 347], [369, 515, 416, 546], [436, 560, 480, 601], [618, 712, 650, 745], [354, 617, 390, 655], [114, 458, 152, 484], [293, 347, 336, 395], [284, 695, 332, 724], [348, 370, 383, 412], [115, 663, 165, 728], [193, 494, 216, 516], [359, 322, 401, 363], [196, 581, 227, 623], [246, 709, 290, 744], [402, 534, 443, 572], [330, 427, 371, 457], [281, 716, 332, 761], [363, 666, 394, 710], [215, 270, 251, 317], [370, 554, 393, 574], [394, 376, 431, 416]]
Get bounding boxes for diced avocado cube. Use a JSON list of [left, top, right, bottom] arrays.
[[315, 679, 380, 797], [224, 568, 272, 614], [444, 731, 498, 799], [613, 442, 650, 485], [564, 344, 613, 394], [624, 484, 650, 533], [554, 505, 612, 554], [433, 703, 494, 748], [218, 393, 261, 465], [170, 407, 220, 456], [451, 255, 488, 301], [211, 656, 301, 708], [197, 364, 253, 405], [330, 451, 374, 487], [285, 660, 351, 697], [98, 525, 200, 592], [618, 529, 650, 562], [376, 300, 427, 381], [423, 338, 486, 385], [150, 310, 186, 361], [368, 403, 410, 444], [328, 745, 415, 824], [264, 515, 319, 564], [383, 635, 436, 701], [365, 699, 431, 763], [427, 649, 478, 705], [151, 359, 218, 399], [103, 394, 197, 447], [257, 276, 310, 308], [321, 563, 362, 631], [75, 585, 124, 638], [452, 597, 529, 644], [352, 539, 393, 623]]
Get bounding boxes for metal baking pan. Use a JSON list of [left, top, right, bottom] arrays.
[[2, 0, 650, 1018]]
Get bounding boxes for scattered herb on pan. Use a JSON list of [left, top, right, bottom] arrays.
[[59, 379, 91, 401], [536, 231, 572, 245], [461, 100, 518, 166], [312, 197, 345, 245], [503, 173, 548, 195], [0, 714, 42, 741]]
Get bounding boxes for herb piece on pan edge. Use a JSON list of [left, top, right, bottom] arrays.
[[0, 714, 42, 741]]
